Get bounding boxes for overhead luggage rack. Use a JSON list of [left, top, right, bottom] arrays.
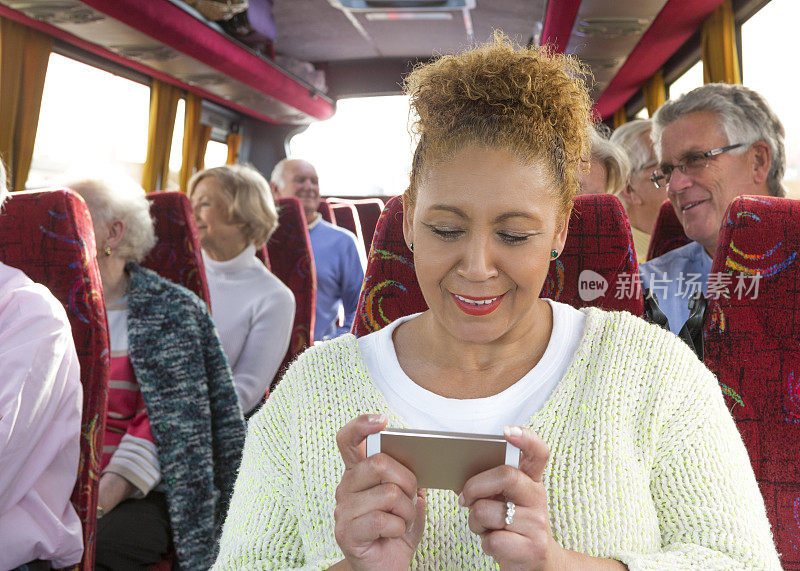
[[0, 0, 335, 124]]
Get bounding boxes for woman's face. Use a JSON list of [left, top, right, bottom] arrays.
[[404, 145, 569, 345], [576, 157, 608, 195], [190, 177, 246, 252]]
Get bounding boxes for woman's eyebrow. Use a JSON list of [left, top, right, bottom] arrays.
[[493, 211, 539, 223], [429, 205, 468, 218]]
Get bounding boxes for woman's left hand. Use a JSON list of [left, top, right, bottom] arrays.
[[459, 425, 563, 571]]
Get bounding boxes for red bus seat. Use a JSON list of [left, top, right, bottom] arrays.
[[540, 193, 644, 315], [703, 195, 800, 567], [267, 197, 316, 387], [351, 198, 384, 255], [646, 199, 691, 261], [352, 194, 643, 337], [134, 193, 210, 571], [352, 196, 421, 336], [330, 201, 365, 246], [0, 188, 109, 571], [142, 191, 210, 305], [255, 244, 271, 270], [318, 199, 336, 224]]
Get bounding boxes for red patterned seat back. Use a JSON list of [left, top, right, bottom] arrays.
[[353, 194, 642, 337], [142, 192, 210, 305], [318, 199, 336, 224], [352, 196, 421, 336], [647, 199, 690, 261], [255, 244, 271, 270], [351, 198, 384, 255], [331, 201, 364, 245], [0, 188, 109, 571], [541, 194, 643, 315], [703, 195, 800, 567], [267, 197, 316, 386]]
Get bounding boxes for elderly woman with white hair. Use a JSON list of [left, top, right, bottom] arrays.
[[187, 165, 295, 414], [66, 176, 246, 570], [577, 126, 630, 196], [610, 119, 667, 262], [0, 162, 83, 571]]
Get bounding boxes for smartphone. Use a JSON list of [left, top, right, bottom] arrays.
[[366, 427, 520, 491]]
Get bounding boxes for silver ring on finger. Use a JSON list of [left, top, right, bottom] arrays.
[[504, 500, 515, 527]]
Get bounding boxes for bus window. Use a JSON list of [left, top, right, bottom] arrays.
[[28, 53, 149, 188], [165, 99, 187, 190], [742, 0, 800, 199], [668, 60, 702, 100], [204, 140, 229, 168], [289, 95, 413, 197]]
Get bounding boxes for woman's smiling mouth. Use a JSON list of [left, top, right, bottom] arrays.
[[450, 293, 506, 316]]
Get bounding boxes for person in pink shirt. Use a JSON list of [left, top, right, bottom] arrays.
[[0, 160, 84, 570]]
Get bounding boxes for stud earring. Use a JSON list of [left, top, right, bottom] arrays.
[[551, 249, 558, 259], [409, 243, 414, 252], [104, 245, 112, 256]]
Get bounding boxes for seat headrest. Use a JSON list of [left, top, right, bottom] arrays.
[[267, 196, 316, 387], [647, 199, 690, 261], [0, 187, 109, 570], [142, 191, 210, 305]]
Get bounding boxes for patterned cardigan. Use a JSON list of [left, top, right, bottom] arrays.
[[126, 263, 246, 570]]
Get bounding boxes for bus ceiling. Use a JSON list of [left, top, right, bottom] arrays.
[[278, 0, 729, 119], [0, 0, 335, 125], [1, 0, 735, 122]]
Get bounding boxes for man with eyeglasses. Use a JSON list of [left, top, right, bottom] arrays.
[[639, 83, 786, 334]]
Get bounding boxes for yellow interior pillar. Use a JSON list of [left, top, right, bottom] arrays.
[[643, 69, 666, 117], [179, 93, 208, 192], [702, 0, 742, 84], [142, 80, 181, 192], [613, 107, 627, 129], [0, 17, 52, 190], [226, 132, 242, 165]]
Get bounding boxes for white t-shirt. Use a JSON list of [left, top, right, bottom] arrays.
[[203, 245, 296, 414], [357, 299, 586, 434]]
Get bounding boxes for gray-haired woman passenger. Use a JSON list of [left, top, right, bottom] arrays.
[[577, 126, 631, 196], [188, 165, 295, 414], [67, 175, 245, 570], [610, 119, 666, 261]]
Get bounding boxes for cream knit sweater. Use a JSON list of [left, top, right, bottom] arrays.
[[214, 308, 780, 570]]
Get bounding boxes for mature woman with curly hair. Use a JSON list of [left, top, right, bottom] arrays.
[[214, 36, 779, 570]]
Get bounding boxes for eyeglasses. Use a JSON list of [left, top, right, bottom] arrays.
[[650, 143, 746, 189]]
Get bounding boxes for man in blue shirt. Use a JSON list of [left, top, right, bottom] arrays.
[[270, 159, 366, 341], [640, 83, 785, 334]]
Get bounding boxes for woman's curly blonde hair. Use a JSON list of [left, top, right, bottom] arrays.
[[404, 33, 593, 217]]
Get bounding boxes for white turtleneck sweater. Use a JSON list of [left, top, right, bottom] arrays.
[[202, 245, 296, 414]]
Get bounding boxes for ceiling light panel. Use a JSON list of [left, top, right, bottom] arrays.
[[336, 0, 475, 10], [365, 12, 453, 20]]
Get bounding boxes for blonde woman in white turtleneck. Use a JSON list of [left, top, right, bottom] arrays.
[[188, 165, 295, 414]]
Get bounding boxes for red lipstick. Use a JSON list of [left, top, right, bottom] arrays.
[[450, 293, 505, 316]]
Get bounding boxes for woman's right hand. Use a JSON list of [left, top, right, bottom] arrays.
[[333, 414, 427, 571]]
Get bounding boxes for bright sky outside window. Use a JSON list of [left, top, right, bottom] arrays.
[[29, 53, 150, 188], [205, 140, 229, 168], [742, 0, 800, 198], [168, 99, 187, 173], [668, 60, 702, 100], [289, 95, 414, 197]]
